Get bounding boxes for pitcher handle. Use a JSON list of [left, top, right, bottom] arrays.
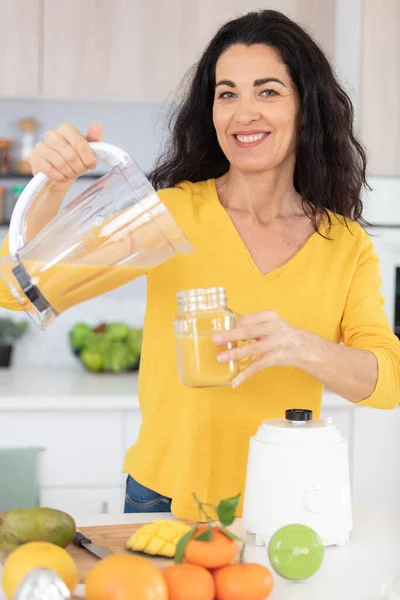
[[8, 142, 132, 254]]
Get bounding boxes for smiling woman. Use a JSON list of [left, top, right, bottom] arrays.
[[213, 46, 299, 172], [0, 9, 399, 523]]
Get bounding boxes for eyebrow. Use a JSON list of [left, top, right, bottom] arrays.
[[215, 77, 287, 88]]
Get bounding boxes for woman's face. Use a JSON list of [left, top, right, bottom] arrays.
[[213, 44, 300, 174]]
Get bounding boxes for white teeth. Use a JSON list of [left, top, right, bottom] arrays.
[[236, 133, 266, 143]]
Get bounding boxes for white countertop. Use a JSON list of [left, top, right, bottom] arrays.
[[0, 507, 398, 600], [0, 366, 349, 411], [0, 367, 140, 410]]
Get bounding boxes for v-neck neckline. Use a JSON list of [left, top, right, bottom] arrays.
[[207, 178, 326, 279]]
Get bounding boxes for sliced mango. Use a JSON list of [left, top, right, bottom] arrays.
[[126, 520, 192, 558]]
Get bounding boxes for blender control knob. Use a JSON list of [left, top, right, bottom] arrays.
[[302, 488, 324, 514]]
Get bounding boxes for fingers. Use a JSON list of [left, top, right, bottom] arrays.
[[235, 310, 280, 328], [86, 121, 103, 143], [28, 122, 98, 182], [231, 353, 281, 388], [57, 123, 97, 170], [217, 340, 262, 363], [217, 335, 282, 363], [31, 140, 78, 180], [29, 154, 69, 182], [213, 319, 278, 345]]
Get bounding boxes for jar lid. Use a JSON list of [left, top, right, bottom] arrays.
[[268, 524, 324, 580], [285, 408, 312, 422]]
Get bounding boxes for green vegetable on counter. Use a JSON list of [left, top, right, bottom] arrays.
[[68, 322, 143, 373], [68, 323, 95, 354]]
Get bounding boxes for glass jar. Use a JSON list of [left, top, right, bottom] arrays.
[[0, 185, 4, 222], [0, 139, 12, 174], [174, 286, 239, 388]]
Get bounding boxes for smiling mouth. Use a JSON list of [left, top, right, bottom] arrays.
[[234, 132, 268, 143], [232, 131, 270, 148]]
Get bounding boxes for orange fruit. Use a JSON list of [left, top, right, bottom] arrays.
[[163, 563, 215, 600], [184, 525, 238, 569], [85, 554, 168, 600], [2, 541, 79, 600], [214, 563, 274, 600]]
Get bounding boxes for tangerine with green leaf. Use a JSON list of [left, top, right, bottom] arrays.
[[184, 525, 238, 569]]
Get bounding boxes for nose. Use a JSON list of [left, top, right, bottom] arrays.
[[234, 98, 261, 125]]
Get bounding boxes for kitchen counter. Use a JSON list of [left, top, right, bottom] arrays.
[[1, 366, 399, 517], [0, 507, 398, 600], [0, 366, 349, 411], [0, 367, 139, 410]]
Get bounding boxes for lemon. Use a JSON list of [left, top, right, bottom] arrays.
[[1, 541, 79, 599]]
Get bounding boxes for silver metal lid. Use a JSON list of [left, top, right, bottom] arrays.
[[177, 286, 227, 311], [14, 568, 71, 600]]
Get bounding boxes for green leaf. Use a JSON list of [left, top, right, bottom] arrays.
[[194, 527, 212, 542], [216, 493, 241, 526], [174, 528, 196, 564], [217, 526, 243, 543]]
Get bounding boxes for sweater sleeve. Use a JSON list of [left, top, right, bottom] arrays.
[[0, 234, 23, 311], [340, 228, 400, 409]]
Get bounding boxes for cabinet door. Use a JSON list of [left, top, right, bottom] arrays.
[[41, 0, 334, 101], [195, 1, 335, 63], [0, 411, 124, 487], [42, 0, 192, 100], [360, 0, 400, 175], [40, 487, 125, 515], [351, 407, 400, 509], [0, 0, 40, 97]]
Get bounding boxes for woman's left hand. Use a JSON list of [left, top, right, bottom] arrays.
[[212, 311, 307, 388]]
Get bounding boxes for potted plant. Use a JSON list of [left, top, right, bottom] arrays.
[[0, 318, 29, 367]]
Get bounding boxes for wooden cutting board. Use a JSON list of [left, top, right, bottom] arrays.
[[66, 523, 178, 583]]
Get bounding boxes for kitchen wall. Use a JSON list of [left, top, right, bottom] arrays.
[[0, 98, 172, 367], [1, 0, 399, 368]]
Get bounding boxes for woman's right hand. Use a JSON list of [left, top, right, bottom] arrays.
[[28, 121, 103, 185]]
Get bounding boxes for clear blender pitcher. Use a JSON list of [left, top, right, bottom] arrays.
[[0, 142, 193, 329]]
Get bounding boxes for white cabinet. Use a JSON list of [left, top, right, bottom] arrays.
[[0, 411, 124, 487], [123, 410, 142, 453], [40, 486, 125, 515], [351, 407, 400, 509], [0, 403, 142, 516], [360, 0, 400, 176], [0, 0, 40, 97]]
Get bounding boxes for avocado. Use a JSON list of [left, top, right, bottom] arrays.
[[0, 507, 76, 548], [0, 530, 19, 558]]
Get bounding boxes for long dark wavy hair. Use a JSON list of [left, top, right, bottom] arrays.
[[150, 10, 369, 229]]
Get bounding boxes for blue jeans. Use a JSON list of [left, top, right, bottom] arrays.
[[124, 475, 172, 513]]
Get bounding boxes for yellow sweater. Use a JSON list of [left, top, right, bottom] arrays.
[[1, 178, 400, 520]]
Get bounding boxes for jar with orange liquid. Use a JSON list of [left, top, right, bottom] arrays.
[[174, 286, 240, 388]]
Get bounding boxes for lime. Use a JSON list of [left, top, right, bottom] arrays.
[[268, 524, 324, 580]]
